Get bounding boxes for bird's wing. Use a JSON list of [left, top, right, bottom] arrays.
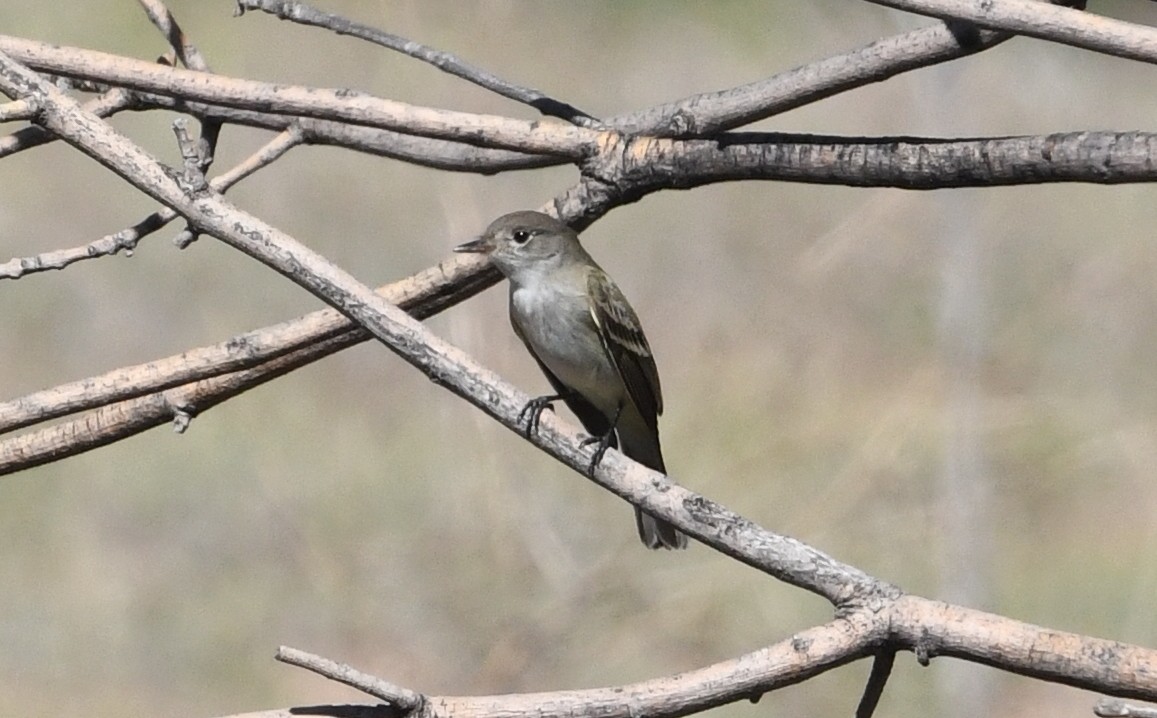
[[586, 266, 663, 426]]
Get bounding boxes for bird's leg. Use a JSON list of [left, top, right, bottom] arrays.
[[580, 403, 624, 477], [518, 393, 566, 438]]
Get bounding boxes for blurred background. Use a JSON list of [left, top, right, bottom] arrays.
[[2, 1, 1157, 716]]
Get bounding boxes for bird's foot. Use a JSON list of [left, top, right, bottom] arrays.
[[579, 430, 615, 477], [518, 394, 561, 438]]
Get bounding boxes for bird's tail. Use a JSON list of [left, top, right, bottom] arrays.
[[619, 424, 689, 550], [635, 509, 688, 550]]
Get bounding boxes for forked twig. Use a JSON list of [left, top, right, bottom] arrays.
[[0, 127, 302, 280]]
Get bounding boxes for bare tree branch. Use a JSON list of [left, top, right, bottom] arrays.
[[864, 0, 1157, 64], [0, 331, 358, 471], [137, 0, 223, 245], [233, 0, 604, 129], [0, 126, 301, 280], [855, 650, 897, 718], [1097, 698, 1157, 718], [587, 131, 1157, 192], [0, 85, 136, 158], [233, 1, 1005, 138], [271, 618, 875, 718], [0, 34, 593, 157], [0, 97, 36, 121], [0, 252, 501, 471], [609, 20, 1010, 136], [233, 598, 1157, 718], [137, 0, 213, 73], [276, 647, 423, 710]]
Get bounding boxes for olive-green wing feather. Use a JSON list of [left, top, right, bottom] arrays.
[[586, 267, 663, 427]]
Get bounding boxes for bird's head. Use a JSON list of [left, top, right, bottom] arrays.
[[455, 211, 585, 277]]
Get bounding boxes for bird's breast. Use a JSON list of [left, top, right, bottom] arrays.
[[511, 283, 622, 413]]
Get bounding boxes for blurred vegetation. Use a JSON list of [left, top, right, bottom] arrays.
[[1, 2, 1156, 717]]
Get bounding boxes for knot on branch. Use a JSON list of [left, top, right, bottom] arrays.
[[833, 579, 905, 619], [581, 133, 683, 207]]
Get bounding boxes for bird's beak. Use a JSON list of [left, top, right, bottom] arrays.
[[454, 236, 493, 254]]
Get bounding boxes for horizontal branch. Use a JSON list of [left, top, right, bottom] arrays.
[[0, 34, 596, 158], [891, 596, 1157, 700], [228, 593, 1157, 718], [0, 19, 1014, 160], [5, 35, 1149, 197], [273, 615, 876, 718], [588, 131, 1157, 194], [121, 91, 553, 174], [865, 0, 1157, 65]]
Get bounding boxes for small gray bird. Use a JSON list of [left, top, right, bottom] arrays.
[[455, 211, 688, 550]]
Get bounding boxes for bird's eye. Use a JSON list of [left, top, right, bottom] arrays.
[[511, 229, 532, 245]]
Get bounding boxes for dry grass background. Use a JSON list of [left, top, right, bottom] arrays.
[[2, 1, 1157, 716]]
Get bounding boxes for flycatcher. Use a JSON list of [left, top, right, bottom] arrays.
[[455, 211, 688, 550]]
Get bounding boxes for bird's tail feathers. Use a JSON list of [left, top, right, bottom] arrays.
[[619, 426, 689, 550]]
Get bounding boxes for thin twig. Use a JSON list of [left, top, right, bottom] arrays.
[[0, 87, 136, 158], [276, 647, 423, 709], [137, 0, 213, 71], [234, 0, 604, 129], [854, 649, 897, 718], [137, 0, 222, 245], [0, 127, 301, 280], [0, 98, 36, 121], [1096, 699, 1157, 718], [609, 20, 1009, 136]]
